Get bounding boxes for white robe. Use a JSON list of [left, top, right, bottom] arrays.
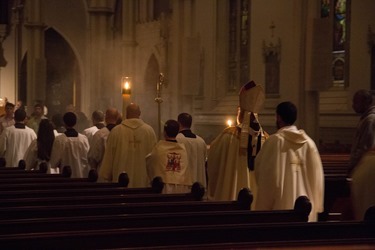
[[23, 139, 56, 173], [82, 125, 100, 145], [176, 132, 207, 188], [351, 150, 375, 220], [207, 126, 257, 202], [254, 125, 324, 222], [99, 118, 157, 187], [49, 133, 90, 178], [88, 127, 110, 171], [0, 125, 37, 167], [146, 140, 192, 194]]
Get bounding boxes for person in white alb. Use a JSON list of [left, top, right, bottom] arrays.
[[146, 119, 192, 194], [254, 101, 324, 222], [49, 112, 90, 177], [0, 109, 37, 167], [82, 110, 105, 146], [176, 113, 207, 188], [88, 107, 120, 171]]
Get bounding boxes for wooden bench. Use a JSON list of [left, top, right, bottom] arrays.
[[0, 188, 252, 220], [0, 196, 311, 235], [0, 206, 373, 249], [320, 153, 351, 221]]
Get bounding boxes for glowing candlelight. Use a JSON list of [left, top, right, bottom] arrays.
[[227, 119, 233, 127], [121, 77, 132, 118]]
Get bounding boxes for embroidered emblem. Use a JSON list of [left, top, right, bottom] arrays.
[[166, 152, 181, 172]]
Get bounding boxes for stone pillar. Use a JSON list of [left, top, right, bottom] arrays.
[[24, 0, 46, 114], [87, 1, 114, 112]]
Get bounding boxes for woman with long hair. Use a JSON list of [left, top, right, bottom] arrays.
[[24, 119, 55, 171]]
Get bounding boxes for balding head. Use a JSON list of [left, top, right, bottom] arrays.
[[126, 103, 141, 119], [105, 108, 119, 125]]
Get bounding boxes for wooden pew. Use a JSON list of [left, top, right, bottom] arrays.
[[0, 188, 252, 220], [320, 153, 351, 221], [0, 196, 311, 235], [0, 206, 373, 249]]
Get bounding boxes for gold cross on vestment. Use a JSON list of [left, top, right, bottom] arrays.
[[129, 136, 141, 148]]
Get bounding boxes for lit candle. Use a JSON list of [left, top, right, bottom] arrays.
[[122, 77, 132, 118], [227, 119, 233, 127]]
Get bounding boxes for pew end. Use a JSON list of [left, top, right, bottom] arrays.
[[18, 160, 26, 170], [191, 182, 205, 201], [151, 176, 164, 193], [237, 188, 253, 210], [88, 169, 98, 182], [294, 195, 312, 221], [0, 158, 5, 168], [38, 162, 48, 173], [62, 166, 72, 178], [118, 172, 129, 187]]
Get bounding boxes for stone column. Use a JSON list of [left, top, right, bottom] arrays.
[[87, 1, 114, 112], [24, 0, 46, 114]]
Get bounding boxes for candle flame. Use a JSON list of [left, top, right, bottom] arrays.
[[124, 81, 130, 90], [227, 119, 233, 127]]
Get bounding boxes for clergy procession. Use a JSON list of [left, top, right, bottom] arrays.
[[0, 81, 374, 248]]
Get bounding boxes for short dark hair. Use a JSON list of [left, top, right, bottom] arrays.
[[14, 109, 26, 122], [5, 102, 15, 109], [63, 112, 77, 127], [164, 119, 180, 138], [276, 101, 297, 125], [177, 113, 192, 128], [34, 103, 44, 109], [92, 110, 104, 123]]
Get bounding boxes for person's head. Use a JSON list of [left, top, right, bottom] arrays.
[[352, 89, 373, 115], [276, 101, 297, 129], [105, 108, 120, 125], [14, 109, 27, 123], [91, 110, 104, 125], [4, 102, 15, 117], [33, 103, 44, 117], [15, 100, 23, 110], [164, 119, 180, 139], [126, 103, 141, 119], [177, 113, 192, 130], [63, 112, 77, 128], [37, 119, 55, 161]]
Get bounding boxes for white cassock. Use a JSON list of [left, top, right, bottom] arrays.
[[82, 125, 99, 146], [0, 125, 37, 167], [207, 126, 257, 203], [351, 150, 375, 220], [176, 132, 207, 188], [99, 118, 157, 187], [254, 125, 324, 222], [146, 140, 192, 194], [87, 126, 111, 171], [49, 133, 90, 178]]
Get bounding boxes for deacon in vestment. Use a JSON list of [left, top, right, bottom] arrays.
[[207, 81, 267, 203], [0, 109, 37, 167], [146, 119, 192, 194], [254, 101, 324, 222], [99, 103, 157, 187], [176, 112, 207, 188], [49, 112, 90, 178]]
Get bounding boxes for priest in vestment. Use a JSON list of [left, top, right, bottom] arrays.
[[99, 103, 157, 187], [254, 101, 324, 222], [207, 81, 267, 204]]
